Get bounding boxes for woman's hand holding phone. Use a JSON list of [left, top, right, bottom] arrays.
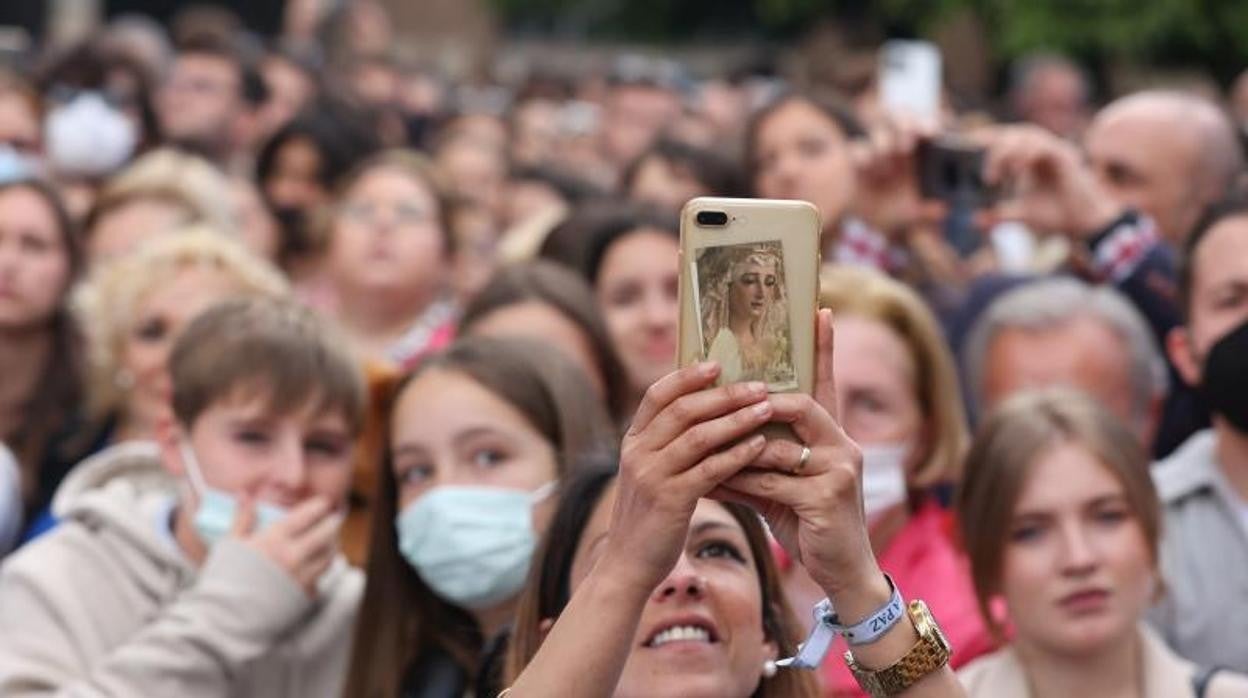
[[712, 309, 887, 612], [602, 364, 776, 591]]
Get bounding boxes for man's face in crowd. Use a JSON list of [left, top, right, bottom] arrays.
[[1084, 104, 1205, 243], [158, 52, 243, 152], [1170, 215, 1248, 389], [983, 316, 1150, 442]]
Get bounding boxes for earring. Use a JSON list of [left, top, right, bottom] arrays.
[[762, 659, 778, 678]]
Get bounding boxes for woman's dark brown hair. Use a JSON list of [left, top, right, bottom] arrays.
[[460, 260, 631, 423], [0, 179, 84, 511], [503, 467, 822, 698], [344, 336, 615, 698], [743, 91, 864, 191], [621, 137, 749, 201]]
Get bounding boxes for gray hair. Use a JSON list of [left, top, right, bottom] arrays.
[[963, 278, 1168, 427]]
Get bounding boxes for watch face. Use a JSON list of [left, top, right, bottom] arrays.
[[913, 600, 952, 654], [847, 599, 954, 697]]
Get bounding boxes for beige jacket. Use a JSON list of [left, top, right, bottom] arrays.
[[0, 442, 364, 697], [958, 624, 1248, 698]]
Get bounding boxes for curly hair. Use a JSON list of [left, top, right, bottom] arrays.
[[72, 226, 290, 420]]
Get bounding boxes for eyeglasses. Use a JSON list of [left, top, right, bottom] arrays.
[[338, 200, 434, 227]]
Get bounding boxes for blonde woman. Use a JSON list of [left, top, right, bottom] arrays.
[[53, 228, 289, 476], [956, 390, 1248, 697], [784, 266, 992, 695], [698, 243, 793, 387]]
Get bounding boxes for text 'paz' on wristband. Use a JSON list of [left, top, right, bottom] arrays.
[[775, 574, 905, 670], [836, 574, 905, 646]]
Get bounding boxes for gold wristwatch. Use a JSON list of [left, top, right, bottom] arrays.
[[846, 600, 951, 697]]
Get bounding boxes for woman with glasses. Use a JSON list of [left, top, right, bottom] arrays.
[[322, 150, 457, 369]]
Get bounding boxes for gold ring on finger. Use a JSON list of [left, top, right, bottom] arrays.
[[795, 445, 811, 474]]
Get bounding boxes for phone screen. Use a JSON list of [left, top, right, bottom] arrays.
[[878, 40, 942, 121]]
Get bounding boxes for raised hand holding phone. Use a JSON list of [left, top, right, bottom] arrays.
[[678, 197, 820, 441]]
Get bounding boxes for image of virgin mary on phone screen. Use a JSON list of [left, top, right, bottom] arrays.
[[694, 240, 796, 390]]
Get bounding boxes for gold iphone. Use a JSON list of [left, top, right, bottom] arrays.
[[678, 197, 821, 435]]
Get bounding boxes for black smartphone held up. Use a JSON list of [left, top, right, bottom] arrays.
[[917, 137, 996, 208], [917, 137, 996, 257]]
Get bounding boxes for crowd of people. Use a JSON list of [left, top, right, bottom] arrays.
[[1, 2, 1248, 696]]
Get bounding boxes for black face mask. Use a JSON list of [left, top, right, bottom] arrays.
[[271, 205, 308, 256], [403, 112, 434, 150], [1201, 318, 1248, 433]]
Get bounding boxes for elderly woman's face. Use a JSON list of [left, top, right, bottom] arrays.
[[118, 267, 248, 432], [831, 314, 924, 449], [570, 487, 776, 698], [728, 258, 777, 324]]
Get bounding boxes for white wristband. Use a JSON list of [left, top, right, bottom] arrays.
[[775, 575, 904, 670], [834, 574, 905, 646]]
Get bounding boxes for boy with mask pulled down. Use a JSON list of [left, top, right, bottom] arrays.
[[0, 297, 365, 696]]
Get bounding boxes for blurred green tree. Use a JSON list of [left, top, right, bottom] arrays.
[[489, 0, 1248, 83]]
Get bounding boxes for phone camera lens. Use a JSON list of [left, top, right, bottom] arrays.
[[696, 210, 729, 226]]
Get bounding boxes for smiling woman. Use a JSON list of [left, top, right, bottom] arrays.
[[499, 311, 966, 698], [506, 467, 820, 698], [344, 336, 614, 698]]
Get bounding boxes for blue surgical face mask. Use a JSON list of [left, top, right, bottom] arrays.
[[396, 482, 556, 610], [0, 144, 41, 184], [180, 441, 287, 547]]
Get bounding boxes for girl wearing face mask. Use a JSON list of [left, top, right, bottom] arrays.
[[344, 336, 614, 698], [956, 389, 1248, 697], [255, 101, 379, 279], [322, 150, 457, 368], [795, 266, 992, 695]]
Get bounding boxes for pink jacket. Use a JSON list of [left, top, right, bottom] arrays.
[[822, 501, 996, 697]]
